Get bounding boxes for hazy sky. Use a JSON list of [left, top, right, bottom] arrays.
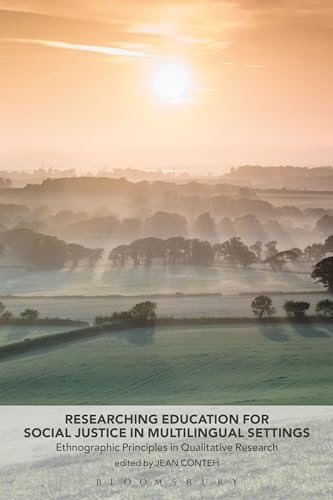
[[0, 1, 333, 171]]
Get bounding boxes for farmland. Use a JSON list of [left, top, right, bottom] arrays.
[[0, 321, 331, 405]]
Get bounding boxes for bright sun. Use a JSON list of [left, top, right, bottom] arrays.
[[152, 62, 191, 102]]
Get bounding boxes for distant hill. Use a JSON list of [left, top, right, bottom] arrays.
[[221, 166, 333, 190]]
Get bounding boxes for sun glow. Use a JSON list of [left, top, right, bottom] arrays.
[[152, 61, 191, 102]]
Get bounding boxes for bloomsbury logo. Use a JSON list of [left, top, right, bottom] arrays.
[[96, 477, 238, 489]]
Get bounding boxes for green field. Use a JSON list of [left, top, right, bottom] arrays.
[[0, 322, 332, 404], [0, 324, 80, 346]]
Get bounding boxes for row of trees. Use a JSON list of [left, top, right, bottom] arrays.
[[1, 225, 331, 273], [251, 296, 333, 319], [56, 211, 333, 244], [1, 229, 330, 272], [95, 297, 333, 325], [109, 236, 333, 291], [2, 296, 332, 327], [109, 237, 215, 267], [0, 302, 39, 320], [95, 301, 157, 325], [109, 235, 333, 270], [0, 229, 103, 269]]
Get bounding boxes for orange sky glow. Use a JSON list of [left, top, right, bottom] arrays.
[[0, 1, 333, 171]]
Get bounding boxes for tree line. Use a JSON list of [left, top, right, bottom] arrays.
[[109, 236, 333, 291], [0, 228, 103, 269], [0, 302, 39, 321], [251, 295, 333, 319], [95, 296, 333, 326], [110, 235, 333, 269]]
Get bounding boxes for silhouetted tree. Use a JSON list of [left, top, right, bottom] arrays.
[[20, 308, 39, 320], [311, 257, 333, 292], [109, 245, 131, 266], [265, 250, 299, 271], [316, 299, 333, 317], [289, 248, 303, 259], [109, 237, 214, 267], [130, 301, 157, 322], [264, 240, 278, 260], [165, 237, 189, 265], [218, 237, 257, 268], [190, 239, 215, 265], [304, 243, 326, 262], [251, 296, 275, 318], [283, 301, 310, 319], [0, 229, 102, 270], [250, 241, 263, 261]]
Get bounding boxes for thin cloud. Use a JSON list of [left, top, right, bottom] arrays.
[[129, 22, 212, 46], [6, 38, 148, 58]]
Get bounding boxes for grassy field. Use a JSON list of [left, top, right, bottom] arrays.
[[0, 324, 80, 346], [0, 321, 332, 405]]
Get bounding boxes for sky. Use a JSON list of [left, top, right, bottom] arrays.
[[0, 0, 333, 171]]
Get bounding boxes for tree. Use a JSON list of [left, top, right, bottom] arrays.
[[165, 237, 189, 265], [265, 250, 299, 271], [109, 237, 215, 268], [193, 212, 217, 241], [251, 295, 275, 318], [316, 215, 333, 236], [283, 301, 310, 319], [20, 308, 39, 320], [289, 248, 303, 260], [311, 257, 333, 292], [0, 302, 5, 316], [219, 237, 256, 269], [264, 240, 278, 260], [109, 244, 130, 266], [190, 239, 215, 266], [0, 228, 102, 270], [95, 311, 132, 324], [304, 243, 326, 262], [316, 299, 333, 317], [250, 241, 263, 261], [130, 301, 157, 322], [87, 248, 104, 267]]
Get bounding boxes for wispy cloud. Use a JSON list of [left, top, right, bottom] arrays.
[[6, 38, 148, 58], [129, 22, 212, 46]]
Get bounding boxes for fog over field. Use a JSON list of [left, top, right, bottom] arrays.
[[0, 172, 333, 406], [0, 265, 321, 297]]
